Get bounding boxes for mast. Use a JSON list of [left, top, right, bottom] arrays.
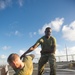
[[65, 44, 68, 62]]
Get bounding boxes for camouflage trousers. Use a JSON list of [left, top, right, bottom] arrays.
[[38, 53, 56, 75]]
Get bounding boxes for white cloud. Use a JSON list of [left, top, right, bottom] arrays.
[[62, 21, 75, 41], [0, 0, 12, 10], [33, 32, 36, 35], [34, 47, 41, 57], [0, 55, 6, 59], [0, 1, 6, 9], [29, 32, 37, 38], [0, 55, 7, 65], [0, 0, 24, 10], [38, 18, 64, 35], [56, 49, 65, 56], [38, 24, 50, 35], [67, 46, 75, 55], [19, 50, 25, 56], [15, 30, 21, 36], [51, 18, 64, 32], [6, 30, 22, 37], [33, 47, 41, 63], [2, 46, 11, 50], [18, 0, 24, 7], [15, 31, 19, 35]]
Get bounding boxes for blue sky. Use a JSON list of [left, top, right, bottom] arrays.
[[0, 0, 75, 64]]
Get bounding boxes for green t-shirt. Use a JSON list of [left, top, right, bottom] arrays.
[[14, 56, 33, 75], [35, 36, 56, 54]]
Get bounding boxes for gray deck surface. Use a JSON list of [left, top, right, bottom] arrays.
[[33, 68, 75, 75], [8, 68, 75, 75], [0, 67, 75, 75]]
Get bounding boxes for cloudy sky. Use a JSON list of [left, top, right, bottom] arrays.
[[0, 0, 75, 64]]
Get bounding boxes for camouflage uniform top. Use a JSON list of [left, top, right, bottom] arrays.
[[14, 56, 33, 75], [35, 36, 56, 54]]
